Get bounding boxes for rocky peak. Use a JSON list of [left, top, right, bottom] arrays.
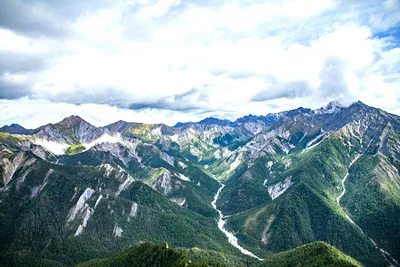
[[105, 120, 130, 133], [314, 101, 345, 115], [198, 117, 232, 126], [58, 115, 91, 128]]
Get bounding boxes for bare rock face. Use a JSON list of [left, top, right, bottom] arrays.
[[0, 151, 35, 188]]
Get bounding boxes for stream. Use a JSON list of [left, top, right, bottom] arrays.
[[337, 155, 399, 266], [211, 184, 263, 260]]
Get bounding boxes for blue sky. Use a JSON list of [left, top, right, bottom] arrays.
[[0, 0, 399, 128]]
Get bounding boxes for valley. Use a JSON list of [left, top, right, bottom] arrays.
[[1, 101, 400, 266], [211, 184, 263, 260]]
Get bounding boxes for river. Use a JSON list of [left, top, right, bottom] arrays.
[[211, 184, 263, 260]]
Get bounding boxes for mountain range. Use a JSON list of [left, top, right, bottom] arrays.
[[1, 100, 399, 266]]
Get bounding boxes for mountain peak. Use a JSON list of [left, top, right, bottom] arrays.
[[0, 123, 32, 135], [315, 101, 345, 115], [199, 117, 231, 126], [58, 115, 90, 127], [174, 117, 232, 127], [350, 100, 368, 108]]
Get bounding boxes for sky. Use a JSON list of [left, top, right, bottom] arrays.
[[0, 0, 399, 128]]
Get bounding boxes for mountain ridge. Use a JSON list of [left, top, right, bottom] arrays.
[[0, 100, 387, 134], [1, 99, 399, 266]]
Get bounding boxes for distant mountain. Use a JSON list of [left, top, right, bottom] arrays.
[[31, 115, 106, 144], [0, 123, 32, 135], [1, 100, 400, 266], [174, 110, 292, 131], [174, 117, 232, 128]]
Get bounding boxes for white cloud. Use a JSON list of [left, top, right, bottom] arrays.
[[0, 0, 399, 125], [137, 0, 181, 20], [0, 98, 206, 128]]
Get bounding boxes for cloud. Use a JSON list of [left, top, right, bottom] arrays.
[[0, 0, 70, 37], [251, 81, 313, 101], [0, 0, 399, 125], [0, 98, 221, 128], [318, 57, 349, 98], [136, 0, 181, 20]]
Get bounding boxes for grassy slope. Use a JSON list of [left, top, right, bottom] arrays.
[[65, 144, 86, 155]]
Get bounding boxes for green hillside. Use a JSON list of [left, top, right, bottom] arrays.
[[258, 241, 362, 267], [78, 241, 361, 267]]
